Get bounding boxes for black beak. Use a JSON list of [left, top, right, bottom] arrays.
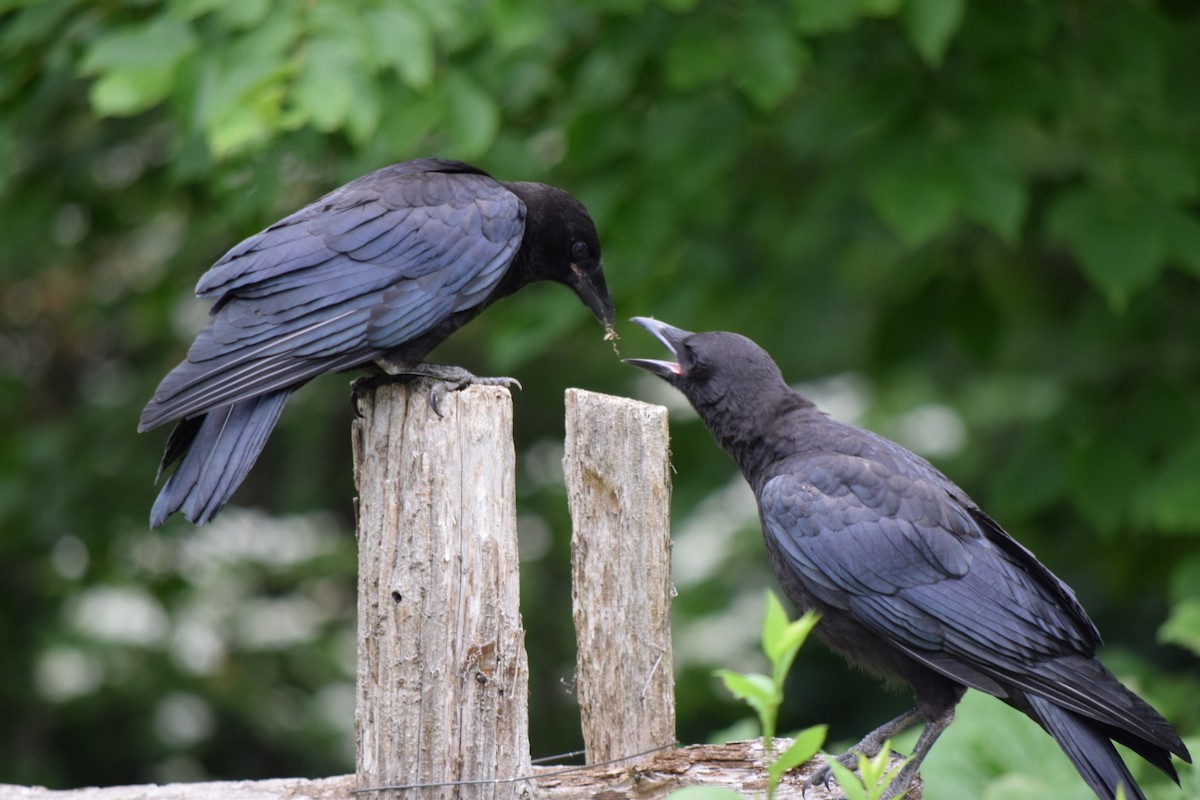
[[568, 263, 616, 331], [623, 316, 694, 378]]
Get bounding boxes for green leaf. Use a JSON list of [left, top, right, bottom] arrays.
[[864, 140, 960, 247], [737, 13, 808, 111], [1158, 598, 1200, 658], [445, 71, 500, 158], [762, 592, 819, 687], [372, 90, 445, 160], [1067, 434, 1142, 537], [857, 0, 903, 17], [955, 144, 1027, 243], [714, 669, 778, 736], [488, 0, 552, 51], [292, 38, 359, 132], [1161, 206, 1200, 276], [858, 744, 908, 799], [1047, 188, 1167, 309], [366, 7, 435, 89], [79, 13, 197, 116], [762, 590, 790, 660], [171, 0, 228, 22], [1132, 147, 1199, 202], [216, 0, 270, 29], [715, 669, 777, 710], [767, 725, 827, 784], [88, 69, 172, 118], [826, 758, 870, 800], [195, 8, 298, 155], [900, 0, 965, 66], [822, 745, 908, 800], [665, 20, 730, 91], [792, 0, 861, 34], [1135, 430, 1200, 534], [208, 95, 281, 156], [344, 81, 383, 145]]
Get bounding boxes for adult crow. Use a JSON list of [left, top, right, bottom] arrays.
[[140, 159, 614, 528], [626, 317, 1190, 800]]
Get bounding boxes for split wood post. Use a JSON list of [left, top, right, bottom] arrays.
[[563, 389, 676, 764], [352, 382, 535, 800]]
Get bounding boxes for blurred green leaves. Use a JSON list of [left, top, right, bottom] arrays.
[[2, 0, 1199, 791], [1159, 598, 1200, 659], [79, 15, 196, 116], [900, 0, 964, 66], [70, 0, 506, 158], [366, 6, 435, 88], [1048, 189, 1167, 309]]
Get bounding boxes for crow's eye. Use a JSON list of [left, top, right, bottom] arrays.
[[570, 241, 589, 262]]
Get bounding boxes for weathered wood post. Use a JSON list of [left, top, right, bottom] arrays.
[[563, 389, 676, 764], [352, 382, 535, 800], [0, 381, 914, 800]]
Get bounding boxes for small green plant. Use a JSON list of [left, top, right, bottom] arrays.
[[825, 743, 909, 800], [666, 591, 911, 800], [712, 590, 826, 799]]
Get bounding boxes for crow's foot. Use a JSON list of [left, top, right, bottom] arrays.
[[352, 361, 521, 418], [802, 707, 924, 799]]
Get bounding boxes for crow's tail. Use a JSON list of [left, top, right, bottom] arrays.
[[1027, 694, 1149, 800], [149, 390, 291, 527]]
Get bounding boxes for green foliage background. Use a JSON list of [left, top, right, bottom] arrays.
[[2, 0, 1198, 795]]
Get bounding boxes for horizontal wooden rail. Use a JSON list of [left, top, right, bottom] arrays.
[[0, 740, 915, 799]]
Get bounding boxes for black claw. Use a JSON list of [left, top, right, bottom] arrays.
[[350, 376, 378, 418], [426, 380, 455, 418]]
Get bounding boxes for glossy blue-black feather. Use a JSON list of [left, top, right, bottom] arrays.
[[141, 162, 523, 430]]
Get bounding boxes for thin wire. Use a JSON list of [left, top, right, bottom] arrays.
[[530, 748, 587, 765], [351, 741, 678, 794]]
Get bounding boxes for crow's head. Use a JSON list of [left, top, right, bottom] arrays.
[[506, 182, 614, 335], [624, 317, 788, 412]]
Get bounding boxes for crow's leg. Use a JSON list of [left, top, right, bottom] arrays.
[[803, 707, 930, 797], [352, 359, 521, 418], [875, 707, 954, 800]]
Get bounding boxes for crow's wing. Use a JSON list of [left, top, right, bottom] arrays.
[[140, 164, 523, 430], [756, 453, 1159, 723]]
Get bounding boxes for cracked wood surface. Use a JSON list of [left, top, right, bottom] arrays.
[[352, 382, 532, 800], [564, 389, 676, 765], [0, 740, 918, 799]]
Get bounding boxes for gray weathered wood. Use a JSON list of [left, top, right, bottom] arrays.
[[352, 382, 534, 800], [563, 388, 676, 765], [0, 743, 917, 800]]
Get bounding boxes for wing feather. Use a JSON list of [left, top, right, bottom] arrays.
[[140, 164, 524, 431], [760, 457, 1100, 679]]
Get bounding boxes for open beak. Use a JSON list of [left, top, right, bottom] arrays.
[[623, 316, 693, 378], [568, 263, 616, 334]]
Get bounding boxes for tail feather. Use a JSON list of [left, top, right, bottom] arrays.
[[1028, 655, 1190, 765], [1103, 719, 1183, 785], [1027, 694, 1148, 800], [150, 390, 292, 527]]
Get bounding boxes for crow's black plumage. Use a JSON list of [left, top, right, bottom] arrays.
[[626, 317, 1190, 800], [140, 159, 614, 527]]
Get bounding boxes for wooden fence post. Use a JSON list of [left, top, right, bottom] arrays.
[[352, 382, 534, 800], [563, 389, 676, 765], [0, 383, 915, 800]]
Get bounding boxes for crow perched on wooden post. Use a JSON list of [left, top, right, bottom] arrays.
[[140, 159, 614, 527], [627, 317, 1189, 800]]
